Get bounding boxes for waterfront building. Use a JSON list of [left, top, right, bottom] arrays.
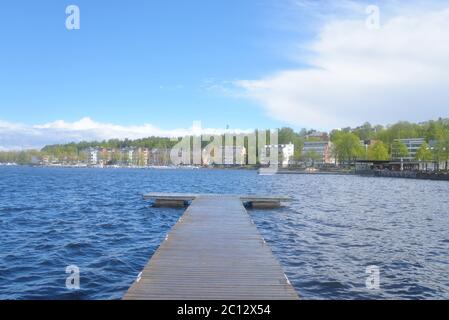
[[302, 141, 333, 164], [81, 147, 166, 166], [88, 148, 98, 165], [392, 138, 425, 160], [281, 143, 294, 167], [355, 159, 439, 173], [261, 143, 295, 167], [149, 148, 171, 166], [41, 156, 50, 165], [133, 148, 149, 166]]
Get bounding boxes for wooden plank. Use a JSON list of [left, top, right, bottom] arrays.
[[143, 192, 292, 202], [143, 193, 197, 201], [124, 195, 299, 300]]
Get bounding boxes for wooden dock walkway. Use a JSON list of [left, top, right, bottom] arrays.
[[124, 194, 299, 300], [143, 192, 292, 208]]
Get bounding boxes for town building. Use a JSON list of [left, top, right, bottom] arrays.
[[133, 148, 149, 166], [392, 138, 425, 161], [88, 148, 98, 165], [261, 143, 295, 167], [41, 155, 50, 166], [280, 143, 294, 167], [149, 148, 171, 166], [302, 141, 333, 164]]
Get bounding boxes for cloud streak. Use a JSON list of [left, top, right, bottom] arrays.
[[237, 2, 449, 129]]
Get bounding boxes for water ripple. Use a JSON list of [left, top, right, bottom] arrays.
[[1, 167, 448, 299]]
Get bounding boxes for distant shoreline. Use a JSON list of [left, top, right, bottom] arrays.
[[275, 170, 354, 176], [2, 164, 449, 181], [0, 163, 260, 170]]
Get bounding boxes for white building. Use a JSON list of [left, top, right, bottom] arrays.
[[281, 143, 294, 167], [261, 143, 295, 167], [89, 148, 98, 165]]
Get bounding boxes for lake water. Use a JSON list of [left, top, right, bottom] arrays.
[[0, 167, 448, 299]]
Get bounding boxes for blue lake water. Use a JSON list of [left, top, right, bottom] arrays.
[[0, 166, 448, 299]]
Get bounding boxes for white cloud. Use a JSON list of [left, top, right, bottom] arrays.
[[237, 3, 449, 129], [0, 117, 253, 150]]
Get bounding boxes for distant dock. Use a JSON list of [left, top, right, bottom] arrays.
[[124, 193, 299, 300], [274, 170, 352, 176]]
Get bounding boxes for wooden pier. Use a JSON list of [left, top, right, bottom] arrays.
[[143, 192, 292, 209], [124, 193, 299, 300]]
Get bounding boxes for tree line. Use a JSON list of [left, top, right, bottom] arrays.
[[329, 119, 449, 164], [1, 118, 449, 166]]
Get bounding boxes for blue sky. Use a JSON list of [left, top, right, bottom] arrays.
[[1, 0, 449, 149], [0, 0, 303, 129]]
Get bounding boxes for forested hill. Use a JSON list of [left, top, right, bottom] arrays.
[[40, 118, 449, 153], [41, 137, 178, 154]]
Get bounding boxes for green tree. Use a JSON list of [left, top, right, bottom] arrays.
[[424, 120, 444, 141], [391, 140, 409, 159], [301, 150, 321, 167], [278, 127, 304, 162], [415, 142, 433, 161], [374, 121, 422, 146], [278, 127, 296, 144], [368, 142, 390, 160], [0, 150, 41, 165], [435, 128, 449, 170], [353, 122, 374, 141], [331, 131, 363, 163], [293, 140, 304, 162]]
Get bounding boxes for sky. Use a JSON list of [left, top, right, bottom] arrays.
[[1, 0, 449, 149]]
